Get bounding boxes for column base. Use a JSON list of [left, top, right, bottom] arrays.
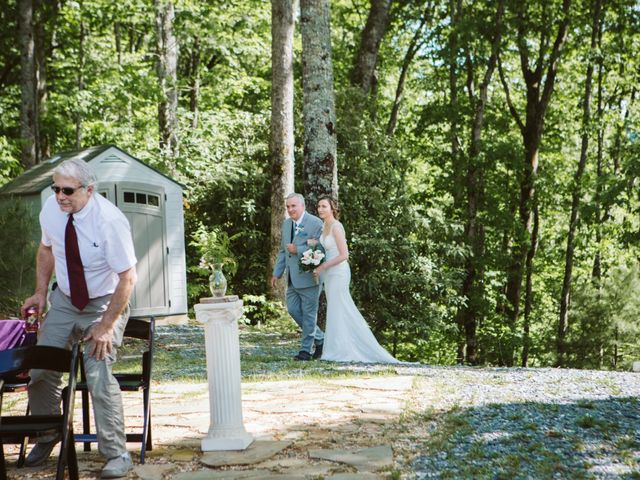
[[201, 432, 254, 451]]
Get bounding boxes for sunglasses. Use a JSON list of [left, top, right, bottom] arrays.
[[51, 185, 85, 196]]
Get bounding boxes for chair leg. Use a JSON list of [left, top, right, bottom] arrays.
[[16, 402, 30, 467], [140, 388, 151, 464], [82, 389, 91, 451], [56, 437, 67, 480], [67, 432, 79, 480], [146, 405, 153, 451]]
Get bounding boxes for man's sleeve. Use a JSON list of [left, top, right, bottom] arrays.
[[103, 218, 137, 273]]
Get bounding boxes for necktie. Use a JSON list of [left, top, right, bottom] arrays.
[[65, 214, 90, 310], [290, 221, 295, 242]]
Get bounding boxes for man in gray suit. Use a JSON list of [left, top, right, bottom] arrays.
[[271, 193, 324, 360]]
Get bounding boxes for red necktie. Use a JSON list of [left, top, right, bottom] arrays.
[[65, 214, 89, 310]]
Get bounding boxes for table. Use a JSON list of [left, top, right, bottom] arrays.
[[0, 320, 36, 351]]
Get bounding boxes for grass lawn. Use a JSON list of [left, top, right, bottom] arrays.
[[116, 321, 398, 383]]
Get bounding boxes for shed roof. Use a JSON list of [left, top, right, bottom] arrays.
[[0, 145, 183, 197]]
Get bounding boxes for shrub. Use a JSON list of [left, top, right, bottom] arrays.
[[0, 198, 39, 316]]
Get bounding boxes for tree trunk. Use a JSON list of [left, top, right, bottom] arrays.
[[447, 0, 464, 363], [499, 0, 572, 366], [448, 0, 462, 213], [387, 2, 431, 136], [189, 37, 201, 129], [155, 0, 179, 160], [115, 21, 122, 65], [300, 0, 338, 208], [269, 0, 297, 301], [350, 0, 392, 95], [522, 204, 539, 367], [75, 3, 85, 149], [18, 0, 37, 168], [557, 0, 602, 366], [458, 0, 504, 365]]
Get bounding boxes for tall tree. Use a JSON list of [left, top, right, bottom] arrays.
[[300, 0, 338, 209], [75, 0, 85, 149], [18, 0, 37, 168], [269, 0, 297, 300], [351, 0, 392, 96], [33, 0, 58, 160], [498, 0, 572, 365], [447, 0, 464, 362], [155, 0, 179, 160], [457, 0, 505, 365], [557, 0, 603, 366], [386, 2, 431, 136], [187, 36, 201, 129]]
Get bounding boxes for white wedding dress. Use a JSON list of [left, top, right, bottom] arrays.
[[320, 222, 399, 363]]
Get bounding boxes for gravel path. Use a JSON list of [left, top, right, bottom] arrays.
[[394, 365, 640, 479]]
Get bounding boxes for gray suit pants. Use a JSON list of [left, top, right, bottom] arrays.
[[286, 282, 324, 353], [28, 288, 129, 459]]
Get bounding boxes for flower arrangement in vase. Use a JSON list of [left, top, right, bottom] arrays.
[[191, 223, 237, 297]]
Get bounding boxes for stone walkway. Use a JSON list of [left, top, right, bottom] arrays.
[[3, 375, 413, 479], [7, 363, 639, 478]]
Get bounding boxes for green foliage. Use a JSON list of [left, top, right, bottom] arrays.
[[182, 109, 272, 300], [189, 222, 237, 273], [0, 198, 39, 316], [336, 88, 464, 362], [240, 295, 291, 329], [567, 261, 640, 369], [0, 0, 639, 368]]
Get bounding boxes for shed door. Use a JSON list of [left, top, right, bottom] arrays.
[[99, 182, 169, 316]]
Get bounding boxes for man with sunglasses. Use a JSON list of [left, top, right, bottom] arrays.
[[21, 158, 137, 478]]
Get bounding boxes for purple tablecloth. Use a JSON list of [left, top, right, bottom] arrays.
[[0, 319, 37, 351]]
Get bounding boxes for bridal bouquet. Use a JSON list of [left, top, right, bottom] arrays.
[[299, 245, 325, 273]]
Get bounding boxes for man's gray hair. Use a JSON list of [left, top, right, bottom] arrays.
[[53, 159, 97, 188], [286, 192, 305, 207]]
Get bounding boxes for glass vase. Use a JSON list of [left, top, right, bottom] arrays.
[[209, 263, 228, 297]]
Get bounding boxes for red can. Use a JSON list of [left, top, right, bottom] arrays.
[[25, 307, 40, 333]]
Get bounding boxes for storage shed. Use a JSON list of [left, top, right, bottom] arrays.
[[0, 145, 188, 322]]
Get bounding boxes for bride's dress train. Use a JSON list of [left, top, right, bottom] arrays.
[[320, 223, 399, 363]]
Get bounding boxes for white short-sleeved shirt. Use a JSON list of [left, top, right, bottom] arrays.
[[40, 193, 137, 299]]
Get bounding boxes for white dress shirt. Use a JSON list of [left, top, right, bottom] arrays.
[[40, 193, 137, 299]]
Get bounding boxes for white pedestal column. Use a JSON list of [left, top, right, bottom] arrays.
[[194, 298, 254, 451]]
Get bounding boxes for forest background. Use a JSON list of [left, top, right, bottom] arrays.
[[0, 0, 639, 370]]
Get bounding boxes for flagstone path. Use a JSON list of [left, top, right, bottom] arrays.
[[3, 375, 413, 479], [4, 355, 640, 478]]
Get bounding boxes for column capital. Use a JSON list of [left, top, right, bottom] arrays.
[[194, 300, 243, 325]]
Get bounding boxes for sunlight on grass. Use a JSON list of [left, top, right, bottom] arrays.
[[116, 323, 406, 384]]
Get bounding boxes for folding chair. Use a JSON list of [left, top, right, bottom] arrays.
[[75, 316, 155, 463], [0, 344, 80, 480], [0, 375, 29, 468], [0, 318, 39, 467]]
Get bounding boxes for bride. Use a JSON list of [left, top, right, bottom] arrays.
[[311, 196, 399, 363]]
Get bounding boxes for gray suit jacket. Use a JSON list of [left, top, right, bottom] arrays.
[[273, 212, 323, 289]]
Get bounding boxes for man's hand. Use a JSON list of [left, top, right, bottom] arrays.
[[84, 322, 114, 361], [21, 292, 47, 319], [286, 243, 297, 254], [270, 276, 279, 288]]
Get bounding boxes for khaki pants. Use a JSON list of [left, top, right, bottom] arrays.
[[28, 288, 129, 459]]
